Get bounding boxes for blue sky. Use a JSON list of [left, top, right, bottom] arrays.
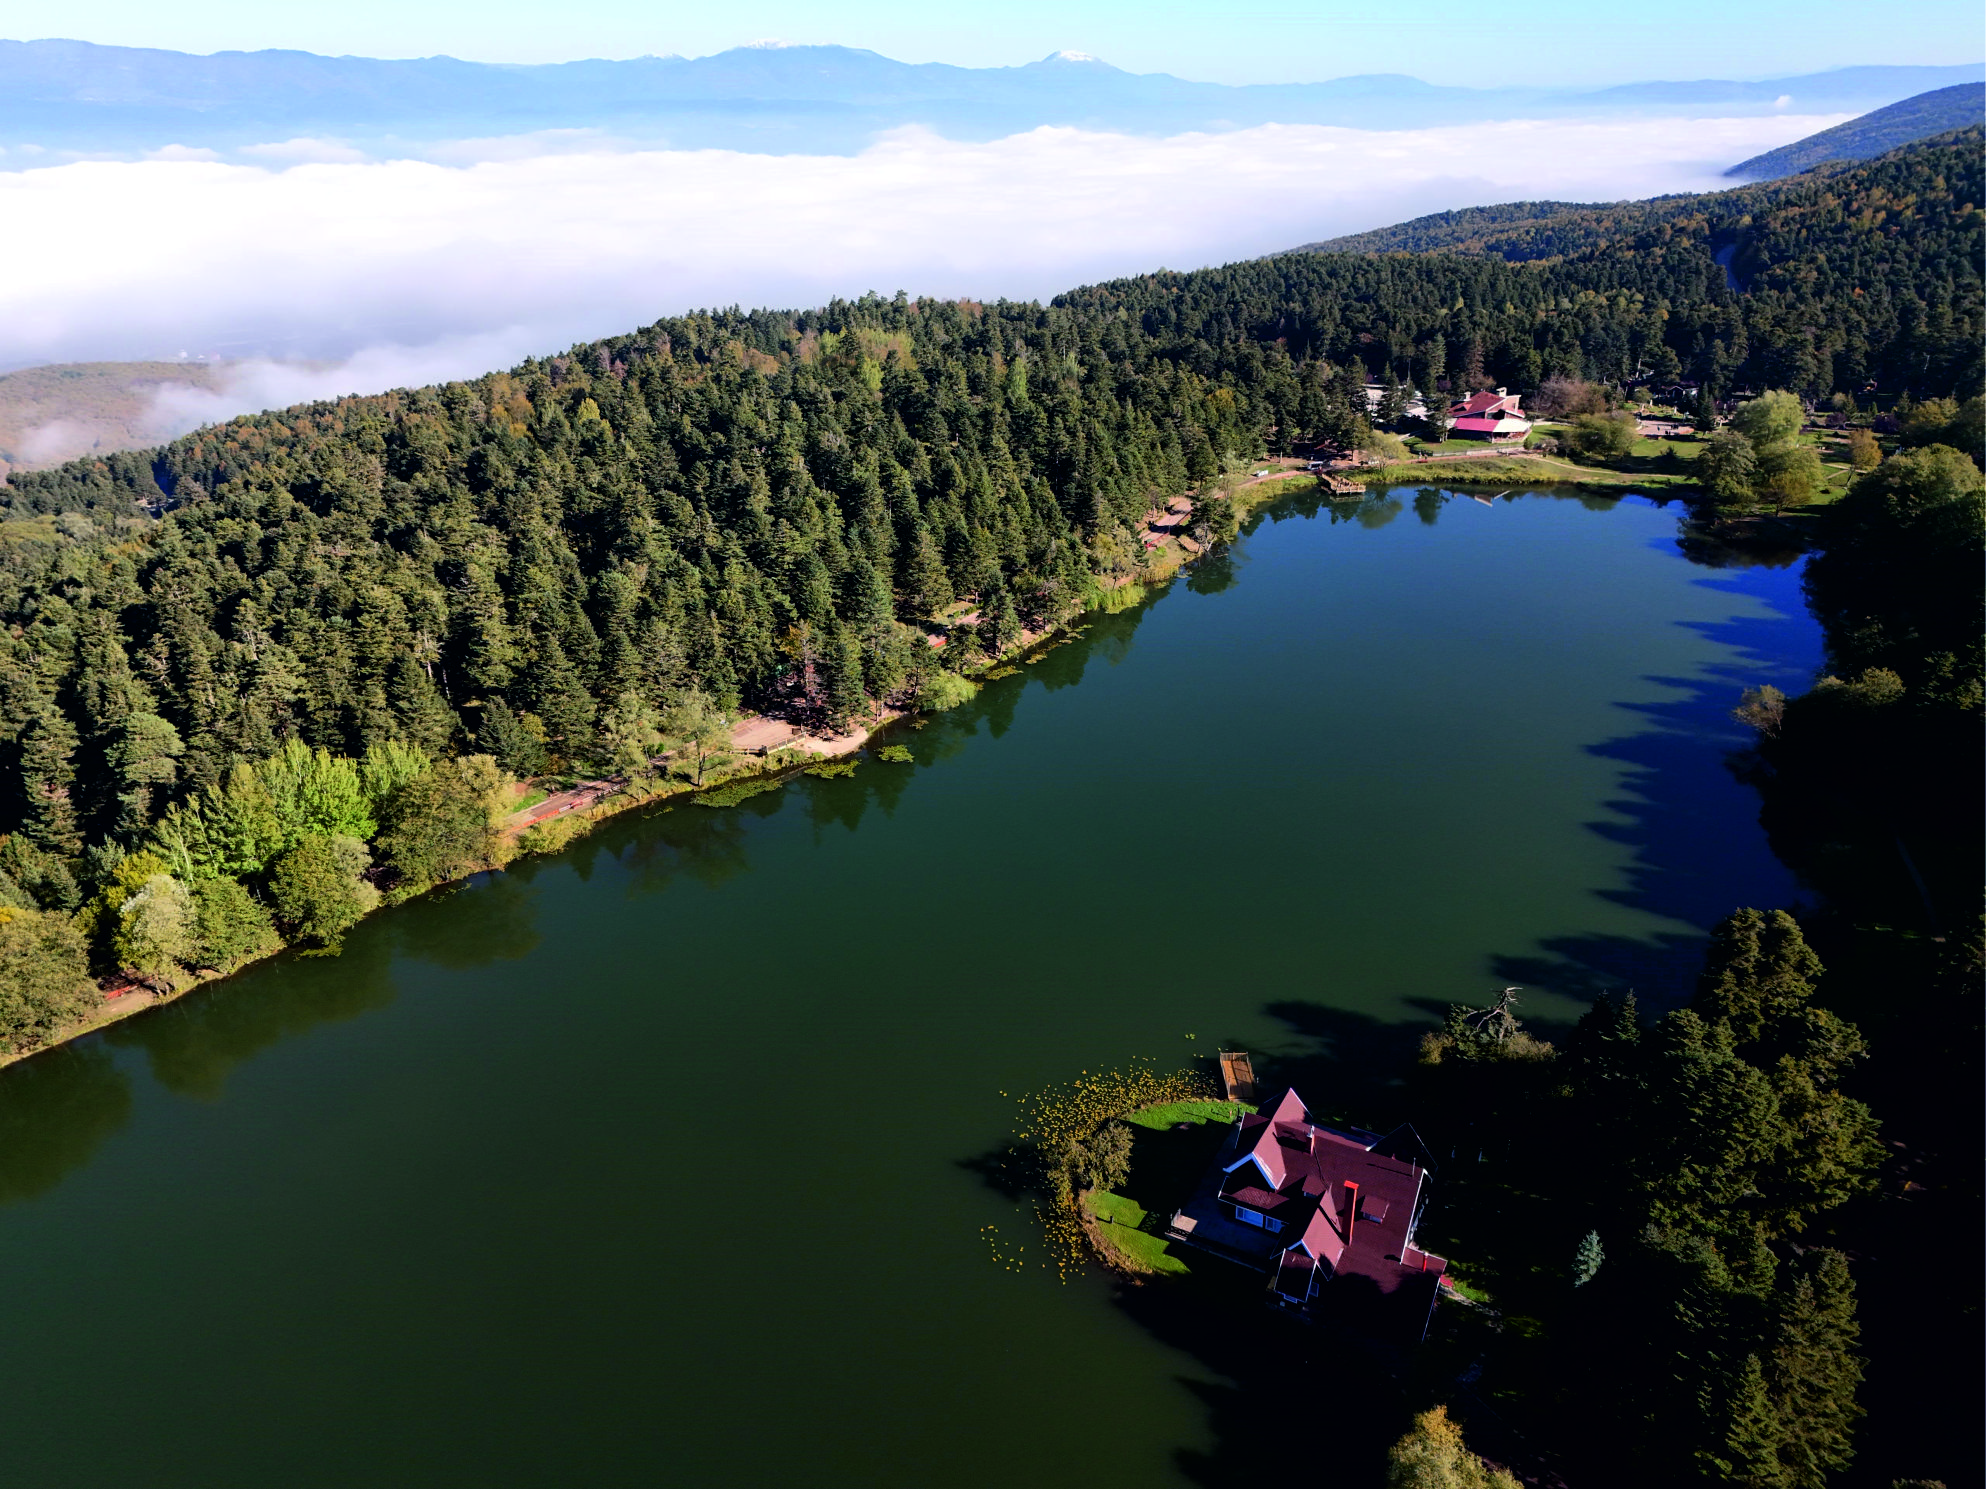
[[10, 0, 1983, 86]]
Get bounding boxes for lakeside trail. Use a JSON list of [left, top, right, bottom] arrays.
[[504, 712, 889, 835]]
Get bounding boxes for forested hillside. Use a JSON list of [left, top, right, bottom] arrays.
[[0, 131, 1977, 924], [1726, 82, 1986, 181], [1303, 130, 1982, 338]]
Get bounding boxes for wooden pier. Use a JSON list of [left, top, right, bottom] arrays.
[[1218, 1050, 1257, 1103]]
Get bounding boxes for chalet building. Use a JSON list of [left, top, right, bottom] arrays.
[[1448, 388, 1532, 444], [1167, 1087, 1448, 1342]]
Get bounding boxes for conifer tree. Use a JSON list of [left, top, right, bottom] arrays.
[[1572, 1230, 1604, 1286], [1703, 1353, 1785, 1488], [1769, 1249, 1864, 1488]]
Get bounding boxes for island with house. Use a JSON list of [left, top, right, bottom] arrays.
[[1165, 1086, 1449, 1344]]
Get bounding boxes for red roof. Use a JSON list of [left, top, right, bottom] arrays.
[[1452, 390, 1522, 417], [1451, 415, 1530, 434], [1217, 1089, 1445, 1300]]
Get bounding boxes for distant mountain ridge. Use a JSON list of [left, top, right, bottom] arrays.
[[1, 38, 1981, 156], [1288, 127, 1986, 261], [1724, 82, 1985, 180]]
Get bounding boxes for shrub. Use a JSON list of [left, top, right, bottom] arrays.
[[266, 833, 379, 946], [113, 873, 196, 983], [915, 672, 979, 712], [190, 877, 280, 969], [1358, 429, 1412, 462], [0, 909, 98, 1053], [518, 813, 590, 855], [1566, 410, 1638, 461]]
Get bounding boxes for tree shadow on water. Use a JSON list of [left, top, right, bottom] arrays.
[[1494, 585, 1821, 1010], [0, 1042, 133, 1206], [106, 916, 403, 1101], [1119, 1268, 1406, 1489]]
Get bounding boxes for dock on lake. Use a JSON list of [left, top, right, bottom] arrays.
[[1219, 1050, 1257, 1103]]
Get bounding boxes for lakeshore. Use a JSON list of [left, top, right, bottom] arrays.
[[0, 485, 1823, 1486], [14, 463, 1415, 1067]]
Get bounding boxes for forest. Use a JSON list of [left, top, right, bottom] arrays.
[[0, 127, 1977, 1486]]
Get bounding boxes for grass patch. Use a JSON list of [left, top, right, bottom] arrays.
[[1098, 1221, 1192, 1274], [512, 787, 549, 813], [1122, 1098, 1244, 1130], [692, 775, 786, 808], [1364, 453, 1695, 490], [1084, 1190, 1192, 1275], [1081, 578, 1151, 614], [1086, 1189, 1148, 1227], [1444, 1264, 1495, 1306]]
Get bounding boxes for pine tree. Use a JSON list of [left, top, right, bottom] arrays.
[[1572, 1230, 1604, 1286], [1703, 1353, 1785, 1488], [1460, 340, 1488, 393], [1694, 908, 1824, 1047], [18, 709, 81, 855], [1769, 1249, 1864, 1488]]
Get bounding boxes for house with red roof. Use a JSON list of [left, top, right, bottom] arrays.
[[1166, 1087, 1448, 1341], [1448, 388, 1532, 444]]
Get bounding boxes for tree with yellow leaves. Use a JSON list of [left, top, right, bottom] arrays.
[[1386, 1406, 1521, 1489]]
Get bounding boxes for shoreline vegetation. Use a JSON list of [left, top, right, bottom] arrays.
[[996, 1061, 1233, 1283], [0, 416, 1938, 1067], [0, 462, 1383, 1066]]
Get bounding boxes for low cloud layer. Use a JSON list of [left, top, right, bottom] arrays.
[[2, 112, 1838, 434]]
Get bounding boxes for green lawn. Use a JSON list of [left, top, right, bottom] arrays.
[[1122, 1098, 1245, 1130], [1083, 1190, 1192, 1274], [1077, 1098, 1245, 1276]]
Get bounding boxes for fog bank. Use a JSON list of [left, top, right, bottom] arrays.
[[1, 112, 1840, 438]]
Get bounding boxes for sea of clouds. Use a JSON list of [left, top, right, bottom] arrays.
[[0, 111, 1842, 445]]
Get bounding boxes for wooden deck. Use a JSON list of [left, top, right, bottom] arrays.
[[1219, 1050, 1257, 1103]]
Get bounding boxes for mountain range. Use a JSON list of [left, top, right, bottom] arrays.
[[3, 39, 1981, 157]]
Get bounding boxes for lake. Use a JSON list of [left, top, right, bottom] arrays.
[[0, 486, 1818, 1487]]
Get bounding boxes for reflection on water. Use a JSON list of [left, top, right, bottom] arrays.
[[0, 1043, 132, 1204], [108, 917, 402, 1100], [0, 489, 1830, 1488], [614, 806, 754, 897], [1675, 515, 1809, 570], [395, 872, 544, 969]]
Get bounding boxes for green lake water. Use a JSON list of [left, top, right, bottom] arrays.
[[0, 488, 1819, 1487]]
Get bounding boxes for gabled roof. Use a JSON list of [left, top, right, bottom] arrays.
[[1211, 1088, 1444, 1301], [1452, 389, 1522, 416]]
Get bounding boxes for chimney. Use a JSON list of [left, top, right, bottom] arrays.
[[1343, 1181, 1360, 1244]]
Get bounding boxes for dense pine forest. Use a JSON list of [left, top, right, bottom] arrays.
[[0, 127, 1978, 1489]]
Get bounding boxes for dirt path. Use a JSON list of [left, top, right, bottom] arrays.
[[500, 710, 899, 834]]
